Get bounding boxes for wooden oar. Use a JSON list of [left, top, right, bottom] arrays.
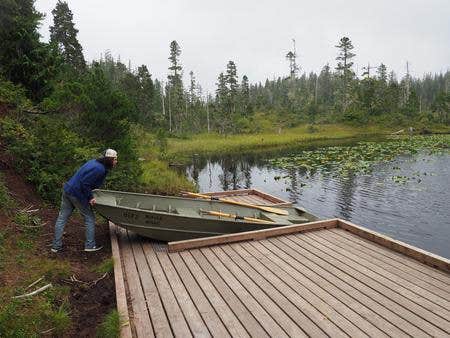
[[183, 191, 289, 216], [200, 209, 275, 224]]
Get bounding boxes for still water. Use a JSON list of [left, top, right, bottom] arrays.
[[186, 150, 450, 259]]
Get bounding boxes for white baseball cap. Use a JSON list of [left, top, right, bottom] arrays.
[[104, 148, 118, 158]]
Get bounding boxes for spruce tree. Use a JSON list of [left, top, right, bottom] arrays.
[[335, 37, 355, 77], [216, 72, 229, 132], [240, 75, 251, 115], [50, 0, 85, 71], [226, 60, 238, 113], [335, 37, 356, 111], [167, 40, 184, 132], [136, 65, 154, 124], [0, 0, 59, 101]]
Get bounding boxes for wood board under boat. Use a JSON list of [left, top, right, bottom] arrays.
[[93, 189, 318, 242]]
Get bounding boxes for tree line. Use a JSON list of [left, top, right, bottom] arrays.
[[1, 1, 449, 137]]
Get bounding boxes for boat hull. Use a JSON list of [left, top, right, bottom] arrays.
[[93, 189, 318, 242]]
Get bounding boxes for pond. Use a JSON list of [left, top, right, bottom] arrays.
[[185, 136, 450, 259]]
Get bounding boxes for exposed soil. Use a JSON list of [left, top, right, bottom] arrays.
[[0, 162, 116, 336]]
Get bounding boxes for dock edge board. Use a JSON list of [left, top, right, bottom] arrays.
[[109, 222, 133, 338]]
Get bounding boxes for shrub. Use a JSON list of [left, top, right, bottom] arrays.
[[0, 78, 32, 109], [0, 116, 97, 203]]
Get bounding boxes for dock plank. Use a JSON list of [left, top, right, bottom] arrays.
[[167, 251, 231, 337], [119, 231, 154, 337], [210, 245, 308, 337], [332, 228, 450, 287], [200, 247, 288, 337], [337, 220, 450, 273], [153, 243, 211, 337], [179, 251, 250, 338], [189, 249, 269, 337], [315, 230, 450, 301], [109, 223, 132, 338], [288, 233, 449, 336], [237, 242, 356, 337], [141, 241, 192, 337], [247, 240, 371, 338], [303, 232, 450, 324], [261, 238, 386, 338], [130, 240, 173, 337], [222, 244, 329, 338], [242, 236, 410, 337], [264, 236, 432, 337]]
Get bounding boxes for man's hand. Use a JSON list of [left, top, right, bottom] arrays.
[[89, 198, 96, 206]]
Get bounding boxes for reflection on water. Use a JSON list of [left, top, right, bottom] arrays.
[[186, 151, 450, 259]]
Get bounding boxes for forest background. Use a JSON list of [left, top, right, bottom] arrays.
[[0, 0, 449, 203]]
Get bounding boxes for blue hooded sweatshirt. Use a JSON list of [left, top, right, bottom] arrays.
[[64, 159, 107, 206]]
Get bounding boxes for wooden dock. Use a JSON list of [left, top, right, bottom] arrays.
[[110, 219, 450, 337]]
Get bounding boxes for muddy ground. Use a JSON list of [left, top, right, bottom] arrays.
[[0, 163, 116, 337]]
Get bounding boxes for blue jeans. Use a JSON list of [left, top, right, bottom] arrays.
[[52, 190, 96, 250]]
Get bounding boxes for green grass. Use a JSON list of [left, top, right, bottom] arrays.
[[164, 124, 389, 159], [0, 212, 72, 337], [139, 160, 196, 194], [0, 286, 72, 337], [93, 258, 114, 274], [96, 309, 121, 338]]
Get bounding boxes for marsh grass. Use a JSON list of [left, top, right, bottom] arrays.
[[165, 124, 388, 159]]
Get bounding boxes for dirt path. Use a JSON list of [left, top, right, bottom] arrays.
[[0, 164, 116, 336]]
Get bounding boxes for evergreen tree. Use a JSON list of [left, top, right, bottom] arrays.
[[226, 60, 238, 113], [240, 75, 251, 115], [0, 0, 60, 101], [432, 91, 449, 124], [167, 40, 184, 132], [335, 36, 356, 112], [318, 63, 334, 106], [377, 63, 388, 83], [50, 1, 85, 71], [136, 65, 154, 124], [335, 37, 355, 77], [188, 70, 196, 105], [216, 72, 229, 132]]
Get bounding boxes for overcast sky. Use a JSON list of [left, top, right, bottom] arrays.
[[35, 0, 450, 93]]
